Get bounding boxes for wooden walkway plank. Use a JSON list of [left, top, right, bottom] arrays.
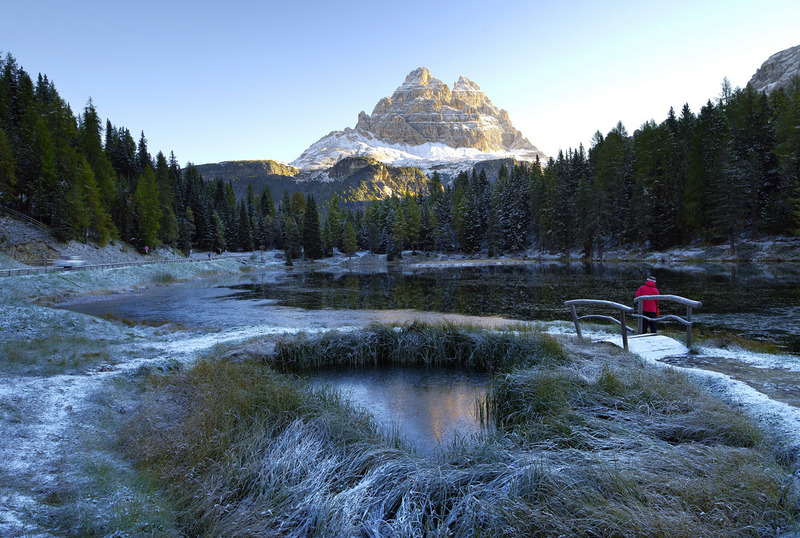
[[599, 333, 690, 359]]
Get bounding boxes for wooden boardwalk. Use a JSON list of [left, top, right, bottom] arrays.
[[598, 333, 690, 360]]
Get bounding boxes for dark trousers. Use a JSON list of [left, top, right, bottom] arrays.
[[642, 311, 658, 333]]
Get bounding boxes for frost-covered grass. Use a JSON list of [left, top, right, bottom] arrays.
[[0, 333, 115, 376], [123, 326, 798, 537], [0, 257, 246, 305], [271, 322, 568, 371], [22, 371, 182, 535]]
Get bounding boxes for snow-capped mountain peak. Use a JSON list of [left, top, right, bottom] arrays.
[[290, 68, 546, 174]]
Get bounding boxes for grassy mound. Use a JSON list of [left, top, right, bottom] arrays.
[[122, 325, 797, 536]]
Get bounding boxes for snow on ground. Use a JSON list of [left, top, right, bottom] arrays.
[[0, 257, 282, 534]]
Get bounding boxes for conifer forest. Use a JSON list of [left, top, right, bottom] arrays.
[[1, 53, 799, 259]]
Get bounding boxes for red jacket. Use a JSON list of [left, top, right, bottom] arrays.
[[635, 280, 660, 313]]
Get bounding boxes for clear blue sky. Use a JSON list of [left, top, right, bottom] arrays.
[[3, 0, 799, 166]]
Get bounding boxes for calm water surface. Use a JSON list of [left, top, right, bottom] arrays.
[[308, 367, 490, 455], [68, 262, 800, 349]]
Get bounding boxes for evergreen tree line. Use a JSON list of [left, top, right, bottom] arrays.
[[2, 51, 799, 259], [0, 53, 310, 257], [353, 77, 800, 258]]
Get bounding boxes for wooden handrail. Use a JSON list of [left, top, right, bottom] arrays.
[[633, 294, 702, 347], [565, 294, 702, 351], [564, 299, 634, 350], [0, 204, 50, 232]]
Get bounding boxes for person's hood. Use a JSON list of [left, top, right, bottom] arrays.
[[645, 280, 657, 288]]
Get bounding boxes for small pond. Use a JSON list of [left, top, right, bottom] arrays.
[[307, 367, 491, 455]]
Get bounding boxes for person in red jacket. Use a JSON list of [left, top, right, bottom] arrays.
[[635, 276, 660, 333]]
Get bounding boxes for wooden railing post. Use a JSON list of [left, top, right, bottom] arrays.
[[637, 301, 644, 334], [686, 305, 693, 348], [569, 303, 583, 339], [621, 310, 629, 351]]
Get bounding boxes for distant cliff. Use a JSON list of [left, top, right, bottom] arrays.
[[193, 157, 431, 204], [749, 44, 800, 94]]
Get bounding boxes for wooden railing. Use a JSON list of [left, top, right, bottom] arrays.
[[633, 294, 702, 347], [0, 204, 50, 231], [564, 299, 635, 350], [564, 294, 702, 351]]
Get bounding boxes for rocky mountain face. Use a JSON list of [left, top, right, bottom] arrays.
[[290, 67, 546, 173], [196, 68, 547, 204], [355, 68, 537, 153], [749, 44, 800, 94]]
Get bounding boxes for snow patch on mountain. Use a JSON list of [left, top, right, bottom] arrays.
[[290, 67, 548, 176], [291, 129, 544, 176]]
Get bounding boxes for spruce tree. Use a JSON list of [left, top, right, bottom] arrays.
[[302, 194, 323, 259], [133, 165, 162, 250], [0, 127, 16, 204], [342, 219, 358, 257]]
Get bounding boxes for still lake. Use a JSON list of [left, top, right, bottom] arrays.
[[65, 260, 800, 453]]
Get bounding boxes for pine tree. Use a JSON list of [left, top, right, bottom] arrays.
[[237, 199, 254, 251], [302, 195, 323, 259], [137, 131, 151, 175], [402, 194, 421, 252], [461, 185, 483, 253], [0, 127, 16, 204], [589, 122, 633, 245], [284, 215, 301, 260], [133, 165, 162, 250], [327, 196, 343, 249], [154, 152, 178, 245], [321, 218, 333, 257], [78, 99, 117, 213], [180, 205, 195, 252], [290, 191, 306, 235], [211, 210, 226, 253], [771, 77, 800, 232], [342, 219, 358, 257]]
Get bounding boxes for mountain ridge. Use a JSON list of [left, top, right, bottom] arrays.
[[291, 67, 546, 173]]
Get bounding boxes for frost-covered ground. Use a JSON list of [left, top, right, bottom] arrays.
[[2, 249, 800, 534], [0, 256, 302, 535]]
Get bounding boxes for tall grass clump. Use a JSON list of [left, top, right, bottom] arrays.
[[151, 270, 177, 284], [122, 330, 798, 536], [271, 322, 568, 372], [489, 362, 764, 449]]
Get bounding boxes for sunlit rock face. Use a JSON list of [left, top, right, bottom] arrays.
[[291, 67, 547, 172], [749, 44, 800, 94]]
